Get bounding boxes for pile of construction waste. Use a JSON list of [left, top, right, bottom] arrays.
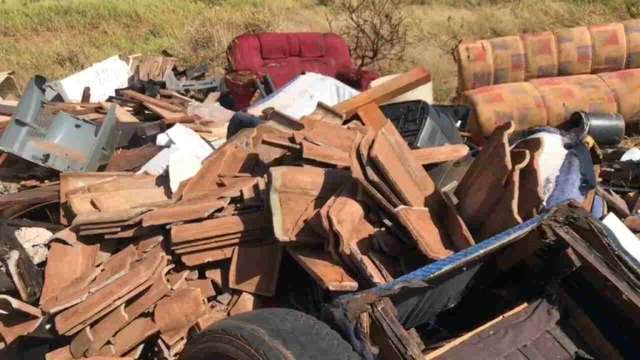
[[1, 21, 640, 360]]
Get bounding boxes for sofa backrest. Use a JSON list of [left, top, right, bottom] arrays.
[[456, 19, 640, 92], [227, 32, 354, 88]]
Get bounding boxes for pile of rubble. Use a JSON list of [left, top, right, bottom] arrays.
[[2, 64, 480, 359], [1, 27, 640, 360]]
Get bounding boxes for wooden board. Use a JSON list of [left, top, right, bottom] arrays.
[[411, 144, 469, 165], [334, 67, 431, 118]]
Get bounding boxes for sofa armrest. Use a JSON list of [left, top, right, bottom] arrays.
[[356, 69, 380, 89], [336, 68, 380, 90], [225, 71, 260, 111]]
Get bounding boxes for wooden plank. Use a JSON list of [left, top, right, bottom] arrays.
[[356, 102, 388, 132], [371, 298, 424, 359], [287, 247, 358, 292], [229, 243, 282, 297], [424, 303, 529, 359], [143, 102, 193, 124], [334, 67, 431, 118], [120, 89, 184, 113], [411, 144, 469, 165], [103, 102, 139, 123]]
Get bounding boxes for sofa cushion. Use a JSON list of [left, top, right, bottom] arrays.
[[300, 58, 336, 77], [299, 33, 326, 58], [258, 33, 290, 59], [286, 34, 301, 57], [260, 58, 302, 87]]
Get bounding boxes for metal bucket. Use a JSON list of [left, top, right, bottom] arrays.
[[569, 111, 625, 146]]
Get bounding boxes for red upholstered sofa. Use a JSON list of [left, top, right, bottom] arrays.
[[225, 32, 379, 110]]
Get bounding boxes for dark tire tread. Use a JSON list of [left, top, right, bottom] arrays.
[[179, 308, 360, 360]]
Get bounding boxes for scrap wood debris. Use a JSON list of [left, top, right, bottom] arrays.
[[1, 23, 640, 359]]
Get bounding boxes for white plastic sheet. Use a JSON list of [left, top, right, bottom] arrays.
[[46, 56, 131, 102], [602, 213, 640, 263], [138, 124, 215, 192], [621, 147, 640, 162], [247, 72, 359, 119]]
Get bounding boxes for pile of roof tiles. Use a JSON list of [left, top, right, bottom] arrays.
[[0, 66, 587, 360]]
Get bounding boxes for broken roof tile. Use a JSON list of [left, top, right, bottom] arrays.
[[229, 243, 282, 297], [154, 287, 206, 345], [186, 279, 216, 299], [395, 206, 453, 260], [369, 120, 437, 208], [228, 291, 258, 317], [40, 241, 99, 307], [171, 210, 270, 243], [269, 166, 350, 242], [0, 295, 43, 345], [455, 122, 514, 230], [479, 149, 530, 240], [287, 246, 358, 292], [54, 248, 165, 335], [142, 198, 228, 226], [85, 266, 171, 356], [180, 247, 237, 266], [109, 316, 159, 356], [90, 245, 138, 293], [301, 140, 350, 167]]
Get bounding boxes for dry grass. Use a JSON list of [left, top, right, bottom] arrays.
[[0, 0, 637, 102]]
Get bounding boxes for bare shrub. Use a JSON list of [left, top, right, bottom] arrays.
[[327, 0, 410, 70], [184, 5, 283, 74]]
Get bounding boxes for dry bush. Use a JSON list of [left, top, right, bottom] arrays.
[[327, 0, 411, 70], [183, 5, 284, 75]]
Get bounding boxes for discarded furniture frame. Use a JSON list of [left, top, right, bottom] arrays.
[[329, 202, 640, 359]]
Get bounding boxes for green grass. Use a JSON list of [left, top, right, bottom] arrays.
[[0, 0, 637, 102]]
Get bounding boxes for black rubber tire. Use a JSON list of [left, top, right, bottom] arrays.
[[179, 308, 360, 360]]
